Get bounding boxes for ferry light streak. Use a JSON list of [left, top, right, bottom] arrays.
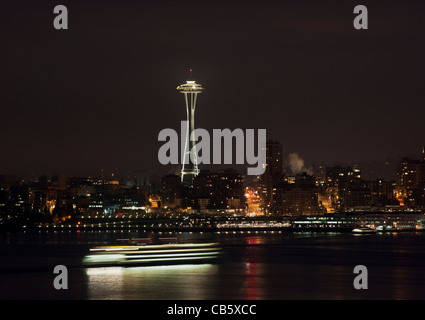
[[83, 243, 222, 266]]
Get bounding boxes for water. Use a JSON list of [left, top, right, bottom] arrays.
[[0, 230, 425, 300]]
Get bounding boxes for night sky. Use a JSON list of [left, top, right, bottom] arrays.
[[1, 0, 425, 180]]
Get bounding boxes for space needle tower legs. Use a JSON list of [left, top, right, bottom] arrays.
[[177, 69, 204, 185]]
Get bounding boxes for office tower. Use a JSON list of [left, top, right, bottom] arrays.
[[161, 174, 182, 208], [396, 148, 425, 207], [260, 140, 283, 213]]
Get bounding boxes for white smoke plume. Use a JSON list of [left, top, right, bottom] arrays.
[[288, 153, 314, 175]]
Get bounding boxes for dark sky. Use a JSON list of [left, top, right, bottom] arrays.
[[1, 0, 425, 179]]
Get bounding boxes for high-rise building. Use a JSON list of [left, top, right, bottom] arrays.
[[161, 174, 181, 208], [325, 165, 362, 211], [396, 149, 425, 207], [273, 172, 320, 216], [264, 140, 283, 176], [192, 169, 244, 210], [9, 186, 30, 215], [343, 180, 372, 209], [260, 140, 283, 213], [368, 179, 397, 207]]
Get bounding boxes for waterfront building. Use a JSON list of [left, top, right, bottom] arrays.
[[291, 212, 425, 230]]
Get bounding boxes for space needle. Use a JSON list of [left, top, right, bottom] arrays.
[[177, 69, 204, 185]]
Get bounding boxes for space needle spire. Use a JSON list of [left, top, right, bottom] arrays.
[[177, 68, 204, 185]]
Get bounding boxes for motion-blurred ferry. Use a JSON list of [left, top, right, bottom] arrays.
[[352, 226, 376, 234], [83, 238, 221, 267]]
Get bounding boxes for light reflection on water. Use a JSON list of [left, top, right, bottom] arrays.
[[86, 264, 219, 300], [1, 231, 425, 299]]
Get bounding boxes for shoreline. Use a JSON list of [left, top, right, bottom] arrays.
[[1, 224, 423, 233]]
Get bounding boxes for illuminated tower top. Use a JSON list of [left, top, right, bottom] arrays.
[[177, 70, 204, 93], [176, 80, 204, 93]]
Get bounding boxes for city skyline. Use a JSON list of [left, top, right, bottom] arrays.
[[1, 141, 424, 219], [1, 1, 425, 178], [2, 1, 425, 303]]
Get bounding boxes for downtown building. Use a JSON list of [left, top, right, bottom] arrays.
[[191, 169, 245, 212], [259, 140, 283, 213], [161, 174, 181, 209], [258, 140, 322, 216], [320, 165, 398, 213], [272, 172, 321, 216], [395, 147, 425, 208], [160, 169, 245, 213]]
